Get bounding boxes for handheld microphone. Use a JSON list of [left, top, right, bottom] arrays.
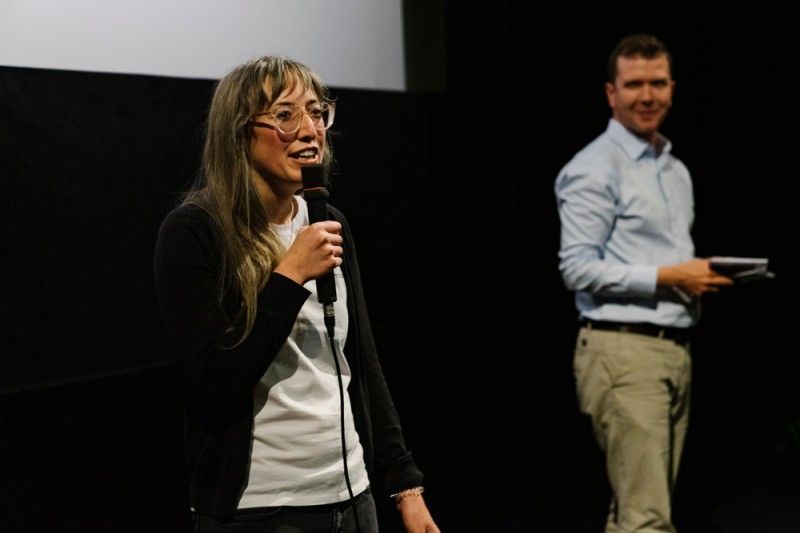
[[301, 163, 336, 336]]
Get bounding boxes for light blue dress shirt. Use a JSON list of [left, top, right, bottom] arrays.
[[555, 118, 699, 328]]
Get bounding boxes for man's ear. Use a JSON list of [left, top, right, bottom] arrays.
[[604, 81, 616, 109]]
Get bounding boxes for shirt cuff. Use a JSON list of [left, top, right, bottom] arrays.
[[628, 265, 657, 296]]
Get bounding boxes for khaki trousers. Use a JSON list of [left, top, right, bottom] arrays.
[[574, 326, 692, 533]]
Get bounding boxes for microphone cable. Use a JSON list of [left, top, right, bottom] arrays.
[[325, 320, 362, 533]]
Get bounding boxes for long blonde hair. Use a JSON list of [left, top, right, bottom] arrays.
[[182, 56, 334, 346]]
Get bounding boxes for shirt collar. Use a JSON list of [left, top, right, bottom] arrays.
[[606, 118, 672, 160]]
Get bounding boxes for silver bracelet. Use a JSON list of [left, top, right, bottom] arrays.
[[390, 486, 424, 503]]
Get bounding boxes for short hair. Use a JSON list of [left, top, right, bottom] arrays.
[[607, 34, 673, 82]]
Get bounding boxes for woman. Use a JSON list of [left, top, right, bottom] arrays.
[[153, 55, 439, 533]]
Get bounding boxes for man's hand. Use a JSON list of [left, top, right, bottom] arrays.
[[658, 258, 734, 297]]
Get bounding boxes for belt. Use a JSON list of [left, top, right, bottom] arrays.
[[581, 319, 692, 346]]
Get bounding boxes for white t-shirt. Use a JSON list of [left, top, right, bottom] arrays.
[[239, 196, 369, 507]]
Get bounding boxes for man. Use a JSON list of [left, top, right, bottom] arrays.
[[554, 34, 733, 532]]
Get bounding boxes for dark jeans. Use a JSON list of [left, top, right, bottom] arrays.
[[193, 488, 379, 533]]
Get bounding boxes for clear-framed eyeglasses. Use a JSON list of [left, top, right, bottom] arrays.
[[250, 102, 336, 135]]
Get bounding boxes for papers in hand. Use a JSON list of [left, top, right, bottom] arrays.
[[709, 256, 775, 282]]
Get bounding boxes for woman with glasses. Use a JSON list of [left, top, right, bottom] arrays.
[[153, 55, 440, 533]]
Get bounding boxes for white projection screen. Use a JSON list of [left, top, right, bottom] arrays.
[[0, 0, 406, 91]]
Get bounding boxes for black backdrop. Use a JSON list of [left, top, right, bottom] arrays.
[[2, 1, 799, 532]]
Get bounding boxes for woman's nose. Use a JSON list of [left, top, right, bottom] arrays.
[[297, 112, 319, 138]]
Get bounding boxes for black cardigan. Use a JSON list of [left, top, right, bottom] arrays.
[[153, 202, 423, 519]]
